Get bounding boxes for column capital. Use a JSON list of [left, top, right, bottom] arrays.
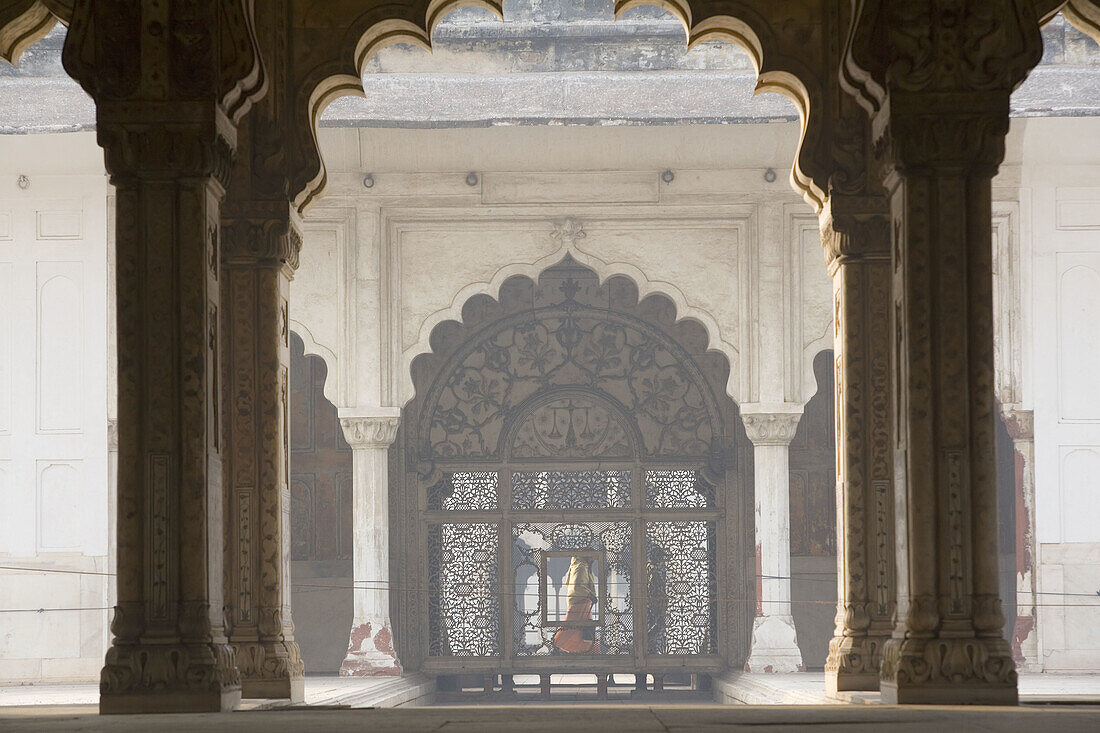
[[340, 413, 401, 449], [221, 211, 302, 272], [739, 407, 802, 447], [96, 111, 237, 189], [819, 196, 891, 273]]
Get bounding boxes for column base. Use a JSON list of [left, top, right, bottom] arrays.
[[341, 620, 403, 677], [235, 640, 306, 701], [100, 688, 242, 715], [99, 642, 241, 714], [880, 637, 1018, 705], [744, 615, 803, 673], [825, 635, 885, 694], [242, 676, 305, 701]]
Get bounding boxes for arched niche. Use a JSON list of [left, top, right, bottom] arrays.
[[388, 255, 756, 675], [410, 255, 734, 475], [288, 331, 354, 674]]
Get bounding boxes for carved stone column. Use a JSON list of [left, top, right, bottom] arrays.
[[220, 210, 305, 700], [821, 205, 896, 694], [875, 101, 1020, 704], [57, 0, 266, 714], [841, 1, 1043, 705], [339, 413, 403, 676], [1001, 407, 1038, 671], [742, 408, 804, 673], [92, 120, 242, 713]]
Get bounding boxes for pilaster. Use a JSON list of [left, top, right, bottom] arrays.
[[742, 407, 804, 673], [339, 412, 403, 676]]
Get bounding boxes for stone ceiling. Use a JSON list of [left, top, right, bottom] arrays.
[[0, 1, 1098, 132]]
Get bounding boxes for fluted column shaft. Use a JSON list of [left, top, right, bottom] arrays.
[[339, 413, 403, 676], [220, 209, 305, 700], [743, 408, 803, 673], [821, 207, 896, 694]]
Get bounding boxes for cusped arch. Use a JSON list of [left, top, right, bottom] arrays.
[[407, 257, 738, 472], [0, 0, 68, 66], [290, 320, 341, 406], [288, 0, 828, 213], [398, 245, 742, 409]]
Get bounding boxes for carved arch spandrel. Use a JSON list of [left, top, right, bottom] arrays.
[[406, 258, 736, 471], [286, 0, 830, 212], [290, 320, 341, 406], [397, 245, 743, 409]]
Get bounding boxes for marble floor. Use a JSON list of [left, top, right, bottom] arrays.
[[2, 673, 1100, 731], [2, 705, 1100, 732], [3, 672, 1100, 708]]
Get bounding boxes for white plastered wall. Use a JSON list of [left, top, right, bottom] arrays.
[[0, 131, 112, 683], [1007, 117, 1100, 671], [292, 123, 838, 669], [294, 123, 833, 415]]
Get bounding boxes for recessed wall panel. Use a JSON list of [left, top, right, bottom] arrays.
[[0, 263, 11, 435], [1061, 448, 1100, 542], [1058, 260, 1100, 422], [36, 208, 82, 240], [37, 264, 83, 433], [0, 210, 12, 241], [37, 460, 82, 551]]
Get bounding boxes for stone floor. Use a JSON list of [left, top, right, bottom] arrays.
[[2, 705, 1100, 732], [712, 672, 1100, 705], [2, 674, 1100, 731], [0, 674, 434, 710]]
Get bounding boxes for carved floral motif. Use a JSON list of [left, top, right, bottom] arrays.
[[341, 416, 401, 449], [740, 412, 801, 446]]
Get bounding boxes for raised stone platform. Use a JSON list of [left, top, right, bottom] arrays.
[[0, 674, 436, 712], [713, 672, 1100, 706]]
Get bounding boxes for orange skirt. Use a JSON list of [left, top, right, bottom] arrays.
[[553, 599, 599, 654]]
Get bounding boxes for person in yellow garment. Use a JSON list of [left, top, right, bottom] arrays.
[[553, 555, 600, 654]]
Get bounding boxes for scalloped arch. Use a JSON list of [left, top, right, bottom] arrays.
[[397, 244, 742, 409], [292, 1, 825, 213], [0, 0, 69, 66], [801, 322, 834, 405], [290, 319, 341, 406]]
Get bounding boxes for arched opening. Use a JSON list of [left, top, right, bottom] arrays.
[[288, 332, 354, 673], [787, 349, 837, 670], [388, 257, 753, 694]]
